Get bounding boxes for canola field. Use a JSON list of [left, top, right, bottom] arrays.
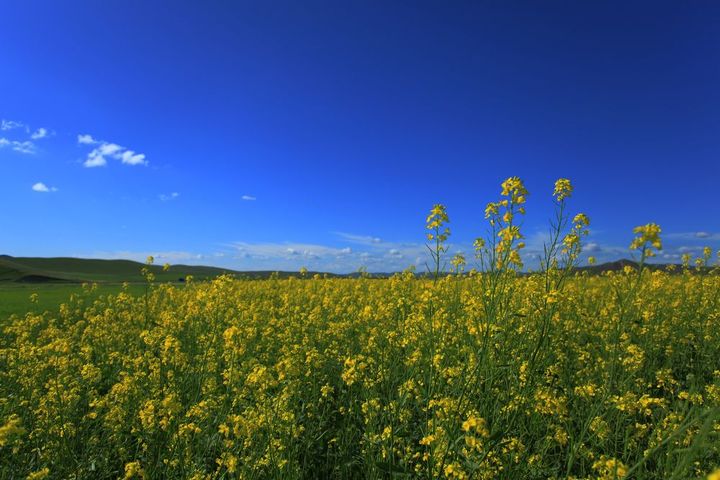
[[1, 178, 719, 479]]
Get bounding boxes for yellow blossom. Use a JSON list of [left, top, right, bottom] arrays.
[[553, 178, 573, 201]]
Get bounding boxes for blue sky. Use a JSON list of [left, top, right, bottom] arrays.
[[1, 1, 719, 272]]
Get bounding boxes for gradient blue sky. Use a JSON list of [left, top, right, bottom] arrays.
[[2, 1, 719, 272]]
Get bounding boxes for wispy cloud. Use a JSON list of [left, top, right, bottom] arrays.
[[227, 237, 429, 273], [159, 192, 180, 202], [584, 242, 602, 253], [30, 128, 50, 140], [78, 133, 148, 168], [231, 242, 353, 260], [31, 182, 58, 193], [333, 232, 383, 245], [120, 150, 147, 165], [0, 119, 50, 154], [77, 134, 96, 145], [1, 119, 26, 131], [241, 195, 256, 201], [0, 138, 36, 154], [666, 231, 720, 241], [83, 155, 107, 168], [677, 245, 704, 253], [79, 250, 216, 264]]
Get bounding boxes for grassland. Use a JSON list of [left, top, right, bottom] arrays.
[[0, 255, 197, 321], [0, 283, 148, 320], [0, 255, 340, 321], [0, 255, 364, 326]]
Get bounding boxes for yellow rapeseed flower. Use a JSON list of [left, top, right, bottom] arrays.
[[630, 223, 662, 252], [0, 415, 25, 447], [124, 461, 145, 479], [553, 178, 573, 201], [26, 469, 50, 480]]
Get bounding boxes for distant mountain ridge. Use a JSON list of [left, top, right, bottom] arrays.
[[573, 259, 701, 274], [0, 255, 701, 284]]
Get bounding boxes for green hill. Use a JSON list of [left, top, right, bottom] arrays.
[[0, 255, 241, 283]]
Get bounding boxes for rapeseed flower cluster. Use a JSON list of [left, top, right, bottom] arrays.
[[630, 223, 663, 258]]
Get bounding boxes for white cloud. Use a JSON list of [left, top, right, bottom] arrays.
[[83, 151, 107, 168], [232, 242, 358, 261], [333, 232, 383, 245], [32, 182, 58, 193], [1, 119, 25, 131], [120, 150, 146, 165], [666, 231, 720, 241], [78, 134, 148, 167], [242, 195, 256, 201], [98, 143, 123, 157], [12, 140, 35, 154], [226, 238, 430, 273], [159, 192, 180, 202], [77, 134, 97, 145], [0, 120, 45, 153], [584, 242, 602, 253], [30, 128, 49, 140], [0, 138, 36, 154], [79, 250, 216, 264]]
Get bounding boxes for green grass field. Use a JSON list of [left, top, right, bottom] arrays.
[[0, 255, 253, 320], [0, 283, 148, 320], [0, 255, 354, 322], [0, 255, 346, 322]]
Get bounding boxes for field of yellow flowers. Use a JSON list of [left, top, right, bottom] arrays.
[[1, 178, 719, 479]]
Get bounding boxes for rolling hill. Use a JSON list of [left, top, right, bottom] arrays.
[[0, 255, 243, 283]]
